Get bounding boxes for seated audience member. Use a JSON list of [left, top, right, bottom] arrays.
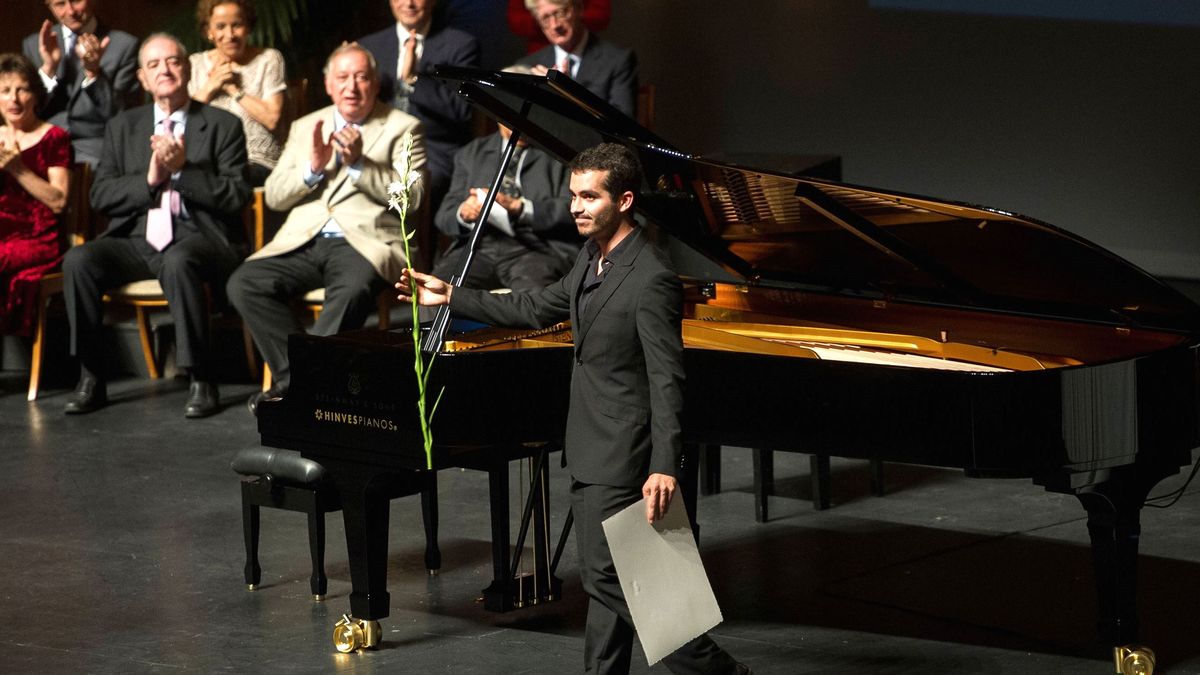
[[188, 0, 286, 187], [22, 0, 139, 165], [0, 54, 71, 337], [227, 44, 426, 415], [517, 0, 637, 117], [359, 0, 479, 207], [507, 0, 609, 54], [62, 34, 250, 418], [432, 123, 578, 291]]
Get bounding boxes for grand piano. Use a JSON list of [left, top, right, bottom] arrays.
[[257, 68, 1200, 673]]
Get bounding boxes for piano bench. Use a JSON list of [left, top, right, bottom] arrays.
[[231, 448, 341, 601]]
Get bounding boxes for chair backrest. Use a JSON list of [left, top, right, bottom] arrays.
[[281, 78, 310, 138], [63, 162, 95, 248], [636, 83, 655, 130]]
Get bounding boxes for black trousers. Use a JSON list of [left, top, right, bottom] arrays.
[[569, 480, 739, 675], [226, 237, 386, 390], [62, 232, 237, 378], [432, 236, 571, 292]]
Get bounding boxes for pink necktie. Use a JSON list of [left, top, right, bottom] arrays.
[[557, 55, 571, 75], [145, 118, 177, 251]]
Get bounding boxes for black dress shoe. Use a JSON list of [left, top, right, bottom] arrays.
[[63, 377, 108, 414], [185, 381, 220, 418], [247, 386, 286, 416]]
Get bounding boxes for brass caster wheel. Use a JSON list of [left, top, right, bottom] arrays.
[[1114, 645, 1156, 675], [332, 614, 382, 653], [313, 594, 325, 602], [333, 614, 363, 653], [246, 584, 257, 591]]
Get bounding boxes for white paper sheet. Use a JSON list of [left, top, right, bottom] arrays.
[[601, 495, 723, 666]]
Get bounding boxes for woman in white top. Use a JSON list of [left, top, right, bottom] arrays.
[[189, 0, 286, 186]]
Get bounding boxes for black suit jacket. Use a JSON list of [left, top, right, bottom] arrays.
[[358, 23, 480, 180], [451, 227, 684, 488], [22, 23, 140, 141], [90, 101, 251, 260], [434, 132, 579, 255], [517, 33, 638, 118]]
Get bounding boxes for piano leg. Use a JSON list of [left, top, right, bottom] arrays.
[[328, 461, 425, 646], [1074, 466, 1170, 673], [483, 461, 513, 612], [1077, 487, 1143, 647], [753, 448, 773, 522], [421, 474, 441, 574], [810, 454, 831, 511]]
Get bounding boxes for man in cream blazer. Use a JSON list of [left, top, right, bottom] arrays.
[[227, 43, 426, 413]]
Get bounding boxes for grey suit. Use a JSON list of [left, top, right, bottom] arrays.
[[22, 22, 140, 164], [63, 101, 250, 378], [432, 133, 580, 291], [450, 227, 738, 673], [517, 33, 638, 118]]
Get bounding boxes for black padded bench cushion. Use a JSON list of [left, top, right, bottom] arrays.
[[230, 448, 327, 487]]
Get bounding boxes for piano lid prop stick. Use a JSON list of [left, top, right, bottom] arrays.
[[422, 99, 534, 354]]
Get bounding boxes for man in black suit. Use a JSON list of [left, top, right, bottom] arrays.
[[358, 0, 480, 208], [517, 0, 637, 117], [22, 0, 140, 165], [432, 124, 579, 290], [62, 33, 250, 418], [399, 144, 746, 675]]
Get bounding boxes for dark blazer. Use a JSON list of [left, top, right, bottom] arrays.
[[90, 101, 251, 260], [434, 132, 579, 255], [451, 227, 684, 488], [517, 33, 638, 118], [358, 23, 480, 180], [22, 23, 140, 143]]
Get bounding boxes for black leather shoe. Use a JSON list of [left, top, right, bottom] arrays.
[[63, 376, 108, 415], [247, 386, 286, 416], [185, 381, 220, 418]]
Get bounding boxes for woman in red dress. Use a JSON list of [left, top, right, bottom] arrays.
[[0, 53, 71, 336]]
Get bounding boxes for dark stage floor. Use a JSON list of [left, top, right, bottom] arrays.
[[2, 371, 1198, 674]]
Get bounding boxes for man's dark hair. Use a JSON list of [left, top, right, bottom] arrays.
[[569, 143, 642, 204], [0, 53, 47, 109]]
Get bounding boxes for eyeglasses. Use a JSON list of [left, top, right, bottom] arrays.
[[536, 6, 574, 25]]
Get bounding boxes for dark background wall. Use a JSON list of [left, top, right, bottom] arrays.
[[5, 0, 1197, 282]]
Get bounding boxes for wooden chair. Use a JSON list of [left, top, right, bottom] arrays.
[[27, 162, 94, 401], [247, 188, 396, 391]]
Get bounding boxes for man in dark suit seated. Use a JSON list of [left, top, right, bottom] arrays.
[[62, 33, 250, 418], [358, 0, 480, 208], [22, 0, 140, 165], [431, 123, 580, 290], [517, 0, 637, 117], [398, 144, 747, 675]]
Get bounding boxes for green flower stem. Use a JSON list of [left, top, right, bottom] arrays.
[[390, 134, 442, 470]]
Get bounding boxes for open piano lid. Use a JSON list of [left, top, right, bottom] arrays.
[[432, 66, 1200, 334]]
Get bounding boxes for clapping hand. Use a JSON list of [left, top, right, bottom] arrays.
[[0, 127, 24, 173], [309, 119, 333, 174], [147, 131, 185, 186], [331, 124, 363, 167], [37, 21, 62, 76], [75, 33, 110, 78]]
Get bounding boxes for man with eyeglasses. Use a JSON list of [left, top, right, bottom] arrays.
[[227, 43, 427, 415], [517, 0, 638, 118]]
